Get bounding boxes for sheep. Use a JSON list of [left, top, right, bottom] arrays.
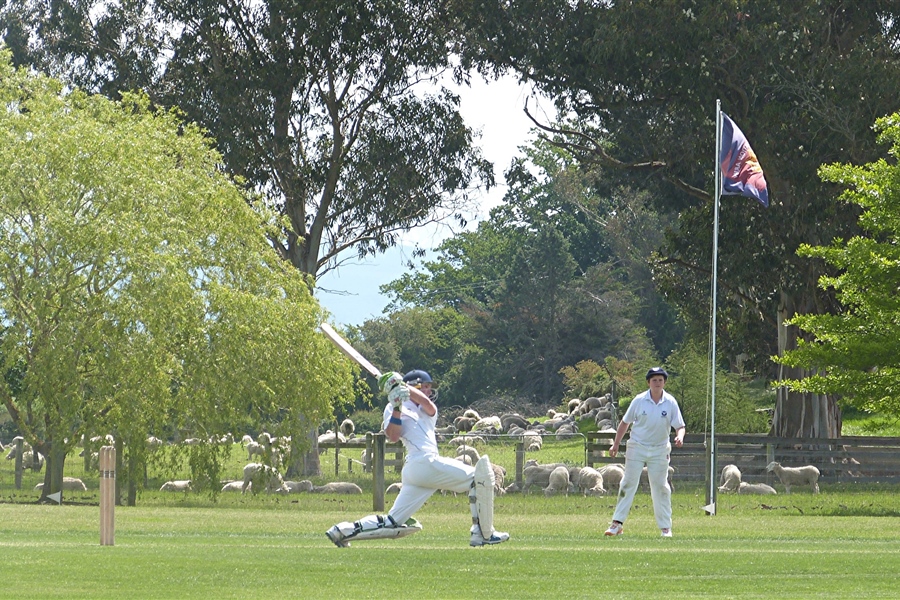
[[160, 480, 192, 492], [491, 463, 507, 494], [456, 445, 481, 464], [522, 462, 568, 493], [572, 467, 606, 496], [246, 441, 266, 461], [317, 430, 347, 447], [500, 413, 529, 432], [766, 461, 820, 494], [523, 431, 543, 452], [386, 482, 403, 494], [462, 409, 481, 421], [256, 432, 273, 446], [453, 416, 476, 432], [544, 466, 571, 496], [718, 464, 742, 493], [181, 437, 202, 446], [34, 477, 87, 492], [275, 480, 315, 494], [598, 464, 625, 491], [447, 435, 485, 448], [240, 434, 254, 446], [555, 423, 578, 440], [146, 436, 165, 451], [221, 481, 245, 492], [567, 399, 581, 413], [312, 482, 363, 495], [737, 482, 777, 495], [339, 418, 355, 438], [472, 415, 502, 433], [241, 463, 287, 494]]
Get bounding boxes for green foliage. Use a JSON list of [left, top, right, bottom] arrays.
[[665, 341, 771, 434], [777, 112, 900, 417], [0, 54, 357, 500], [2, 0, 495, 279]]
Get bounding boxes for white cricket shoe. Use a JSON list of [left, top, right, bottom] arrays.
[[326, 524, 351, 548], [604, 521, 624, 536], [660, 528, 673, 538], [470, 530, 509, 547]]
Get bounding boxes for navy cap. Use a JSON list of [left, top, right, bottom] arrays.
[[646, 367, 668, 380]]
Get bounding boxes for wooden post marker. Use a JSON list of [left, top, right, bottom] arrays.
[[100, 446, 116, 546]]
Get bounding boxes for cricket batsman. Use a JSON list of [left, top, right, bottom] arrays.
[[326, 369, 509, 547]]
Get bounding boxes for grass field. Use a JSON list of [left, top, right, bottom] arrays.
[[1, 487, 899, 599], [2, 433, 899, 599]]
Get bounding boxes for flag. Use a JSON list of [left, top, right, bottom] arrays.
[[719, 113, 769, 207]]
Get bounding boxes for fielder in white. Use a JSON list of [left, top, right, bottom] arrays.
[[605, 367, 685, 538], [326, 369, 509, 548]]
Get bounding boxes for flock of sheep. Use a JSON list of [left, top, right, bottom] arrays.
[[717, 462, 821, 495], [1, 395, 827, 498]]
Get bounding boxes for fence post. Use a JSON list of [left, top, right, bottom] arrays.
[[100, 445, 116, 546], [334, 420, 340, 478], [372, 432, 385, 512], [14, 437, 23, 490], [515, 441, 524, 487]]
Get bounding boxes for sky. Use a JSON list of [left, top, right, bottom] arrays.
[[315, 74, 553, 327]]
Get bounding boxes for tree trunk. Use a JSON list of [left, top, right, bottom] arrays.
[[39, 442, 66, 502], [772, 292, 842, 438]]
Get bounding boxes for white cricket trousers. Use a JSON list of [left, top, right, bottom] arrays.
[[388, 454, 475, 524], [611, 441, 673, 529]]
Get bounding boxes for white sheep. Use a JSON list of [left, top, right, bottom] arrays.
[[718, 464, 742, 492], [386, 482, 403, 494], [523, 431, 543, 452], [339, 418, 355, 438], [766, 461, 820, 494], [146, 436, 165, 451], [34, 477, 87, 492], [312, 482, 363, 495], [160, 480, 192, 492], [221, 481, 245, 492], [456, 445, 481, 464], [598, 464, 625, 491], [245, 441, 266, 461], [572, 467, 606, 496], [472, 415, 502, 433], [447, 435, 485, 448], [241, 463, 287, 494], [544, 466, 571, 496], [462, 409, 481, 421], [522, 462, 567, 494], [737, 482, 777, 495], [240, 434, 254, 446], [276, 480, 315, 494], [567, 399, 581, 413]]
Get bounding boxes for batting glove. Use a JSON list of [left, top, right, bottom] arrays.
[[388, 385, 409, 411], [378, 371, 404, 395]]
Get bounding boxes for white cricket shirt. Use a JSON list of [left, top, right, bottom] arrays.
[[382, 400, 440, 458], [621, 389, 685, 447]]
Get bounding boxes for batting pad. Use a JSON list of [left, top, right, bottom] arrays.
[[472, 455, 495, 536], [349, 518, 423, 541]]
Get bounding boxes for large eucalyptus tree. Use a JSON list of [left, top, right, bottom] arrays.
[[458, 0, 900, 437]]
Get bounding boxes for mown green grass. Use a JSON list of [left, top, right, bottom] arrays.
[[1, 483, 899, 599]]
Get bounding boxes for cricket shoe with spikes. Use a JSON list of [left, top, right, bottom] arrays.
[[325, 524, 351, 548], [470, 529, 509, 547]]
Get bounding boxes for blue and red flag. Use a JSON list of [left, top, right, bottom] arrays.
[[720, 113, 769, 207]]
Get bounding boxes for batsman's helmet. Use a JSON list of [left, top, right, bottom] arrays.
[[403, 370, 433, 386], [403, 369, 437, 399], [646, 367, 668, 381]]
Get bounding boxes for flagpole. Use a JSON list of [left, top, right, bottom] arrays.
[[707, 100, 722, 515]]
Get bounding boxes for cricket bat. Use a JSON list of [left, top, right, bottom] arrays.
[[320, 322, 382, 378]]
